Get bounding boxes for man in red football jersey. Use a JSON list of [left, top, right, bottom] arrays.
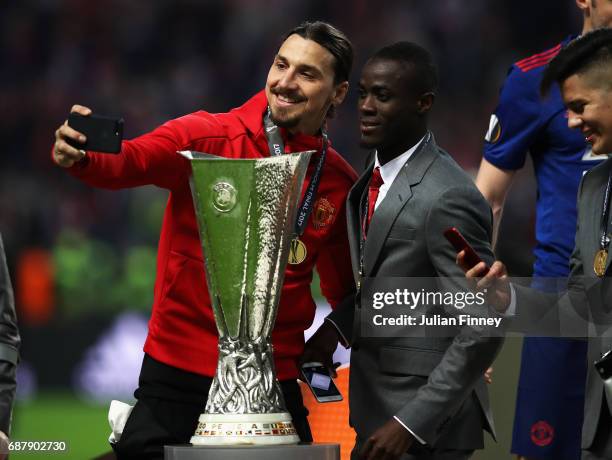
[[52, 21, 357, 460]]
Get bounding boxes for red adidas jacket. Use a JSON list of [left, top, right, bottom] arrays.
[[63, 91, 357, 380]]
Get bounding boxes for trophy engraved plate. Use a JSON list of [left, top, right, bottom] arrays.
[[178, 150, 313, 445]]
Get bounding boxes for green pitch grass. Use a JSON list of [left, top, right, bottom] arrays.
[[10, 393, 116, 459]]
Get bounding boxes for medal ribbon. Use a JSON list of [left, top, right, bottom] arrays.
[[599, 171, 612, 253], [594, 171, 612, 276], [263, 108, 327, 237]]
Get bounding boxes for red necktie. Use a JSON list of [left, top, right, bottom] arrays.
[[364, 166, 384, 236]]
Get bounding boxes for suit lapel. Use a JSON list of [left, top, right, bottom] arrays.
[[576, 158, 612, 276], [364, 134, 438, 274]]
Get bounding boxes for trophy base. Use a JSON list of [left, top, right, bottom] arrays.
[[165, 443, 340, 460], [190, 412, 300, 446]]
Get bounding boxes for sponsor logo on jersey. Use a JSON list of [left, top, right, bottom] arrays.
[[484, 114, 502, 143]]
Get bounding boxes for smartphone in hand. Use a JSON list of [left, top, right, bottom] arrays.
[[443, 226, 490, 275], [300, 362, 343, 402], [67, 113, 124, 153]]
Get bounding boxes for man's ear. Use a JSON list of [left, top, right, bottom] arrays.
[[417, 92, 435, 115], [331, 81, 349, 106], [576, 0, 590, 15]]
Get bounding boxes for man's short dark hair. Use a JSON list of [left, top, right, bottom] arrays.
[[541, 28, 612, 96], [370, 41, 439, 94], [285, 21, 353, 84]]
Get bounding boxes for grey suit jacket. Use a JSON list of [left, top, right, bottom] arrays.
[[514, 158, 612, 455], [328, 134, 503, 450], [0, 234, 19, 435]]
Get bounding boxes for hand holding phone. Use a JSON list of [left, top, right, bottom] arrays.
[[67, 112, 123, 153], [300, 362, 343, 402], [444, 226, 489, 275], [53, 105, 124, 168], [446, 226, 512, 312]]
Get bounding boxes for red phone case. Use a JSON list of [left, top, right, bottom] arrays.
[[443, 227, 489, 272]]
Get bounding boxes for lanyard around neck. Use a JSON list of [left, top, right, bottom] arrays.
[[600, 171, 612, 252], [263, 108, 328, 237]]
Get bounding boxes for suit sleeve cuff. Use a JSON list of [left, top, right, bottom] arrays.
[[324, 317, 350, 348], [502, 283, 517, 317], [393, 416, 426, 445]]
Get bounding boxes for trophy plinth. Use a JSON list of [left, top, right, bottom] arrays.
[[179, 150, 313, 446], [164, 443, 340, 460]]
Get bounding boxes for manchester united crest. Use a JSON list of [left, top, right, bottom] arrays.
[[530, 420, 554, 447], [312, 197, 336, 230]]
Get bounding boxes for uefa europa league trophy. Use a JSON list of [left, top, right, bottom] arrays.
[[178, 150, 313, 446]]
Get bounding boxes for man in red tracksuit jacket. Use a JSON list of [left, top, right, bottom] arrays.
[[52, 21, 357, 459]]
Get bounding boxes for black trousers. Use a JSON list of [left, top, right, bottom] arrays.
[[112, 354, 312, 460]]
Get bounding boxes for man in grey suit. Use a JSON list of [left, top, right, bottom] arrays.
[[461, 29, 612, 460], [303, 42, 503, 460]]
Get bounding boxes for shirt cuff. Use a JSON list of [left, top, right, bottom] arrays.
[[393, 416, 426, 445], [324, 317, 350, 348]]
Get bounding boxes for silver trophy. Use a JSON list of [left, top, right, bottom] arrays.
[[178, 150, 313, 445]]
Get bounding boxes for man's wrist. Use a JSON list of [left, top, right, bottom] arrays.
[[393, 416, 426, 445]]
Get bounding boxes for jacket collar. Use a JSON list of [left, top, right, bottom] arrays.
[[347, 132, 438, 276]]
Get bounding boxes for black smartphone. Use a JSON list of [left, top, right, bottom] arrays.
[[300, 362, 343, 402], [67, 113, 124, 153], [444, 226, 490, 275]]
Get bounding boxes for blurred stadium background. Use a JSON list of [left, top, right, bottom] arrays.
[[0, 0, 579, 458]]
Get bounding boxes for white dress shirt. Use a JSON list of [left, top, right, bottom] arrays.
[[373, 135, 426, 211], [375, 136, 429, 445], [327, 135, 429, 445], [326, 136, 428, 345]]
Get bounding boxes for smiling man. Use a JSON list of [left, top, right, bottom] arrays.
[[461, 28, 612, 460], [51, 21, 357, 460], [474, 3, 612, 458], [305, 42, 502, 460], [562, 54, 612, 152], [545, 35, 612, 459]]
